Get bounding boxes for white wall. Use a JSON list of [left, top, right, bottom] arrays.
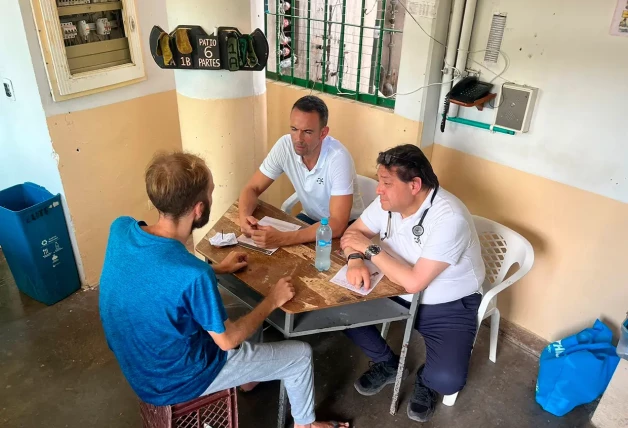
[[0, 1, 85, 283], [0, 1, 64, 196], [19, 0, 175, 116], [394, 3, 439, 122], [435, 0, 628, 203]]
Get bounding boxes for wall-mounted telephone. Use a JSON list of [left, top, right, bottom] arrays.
[[440, 77, 494, 132]]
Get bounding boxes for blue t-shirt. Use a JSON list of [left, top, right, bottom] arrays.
[[99, 217, 227, 406]]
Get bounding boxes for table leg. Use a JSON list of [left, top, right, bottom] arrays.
[[380, 322, 391, 339], [390, 292, 421, 415], [284, 313, 294, 339]]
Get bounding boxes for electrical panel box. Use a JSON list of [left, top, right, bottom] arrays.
[[494, 83, 538, 133], [32, 0, 145, 101]]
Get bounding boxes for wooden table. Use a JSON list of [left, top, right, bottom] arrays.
[[196, 200, 421, 426]]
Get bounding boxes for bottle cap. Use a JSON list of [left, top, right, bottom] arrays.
[[321, 217, 329, 226]]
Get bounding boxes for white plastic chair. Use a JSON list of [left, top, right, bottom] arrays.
[[280, 175, 378, 215], [442, 215, 535, 406]]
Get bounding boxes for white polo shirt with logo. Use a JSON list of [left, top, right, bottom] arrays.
[[360, 188, 486, 305], [260, 135, 364, 221]]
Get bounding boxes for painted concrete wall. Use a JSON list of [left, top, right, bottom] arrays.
[[435, 0, 628, 203], [18, 0, 182, 285], [431, 0, 628, 340], [0, 1, 86, 283], [0, 1, 64, 196], [47, 92, 182, 285], [432, 145, 628, 342]]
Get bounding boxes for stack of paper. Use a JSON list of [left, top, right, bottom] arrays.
[[237, 216, 302, 255], [330, 260, 384, 296]]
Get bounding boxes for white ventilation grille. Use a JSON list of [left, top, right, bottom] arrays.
[[484, 13, 507, 63]]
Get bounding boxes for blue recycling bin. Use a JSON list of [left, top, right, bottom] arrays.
[[0, 183, 80, 305]]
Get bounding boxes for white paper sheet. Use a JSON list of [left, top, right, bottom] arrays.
[[208, 232, 238, 247], [330, 261, 385, 296], [236, 216, 302, 255]]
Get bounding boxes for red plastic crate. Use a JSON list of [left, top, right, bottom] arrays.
[[140, 388, 238, 428]]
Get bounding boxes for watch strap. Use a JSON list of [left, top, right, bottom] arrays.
[[347, 252, 364, 261]]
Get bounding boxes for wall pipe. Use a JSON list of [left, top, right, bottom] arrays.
[[449, 0, 479, 118], [439, 0, 466, 107], [447, 116, 515, 135]]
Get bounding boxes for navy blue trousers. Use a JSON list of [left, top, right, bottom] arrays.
[[296, 213, 317, 225], [296, 213, 355, 227], [345, 293, 481, 395]]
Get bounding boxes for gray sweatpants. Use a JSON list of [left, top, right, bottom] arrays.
[[200, 339, 315, 425]]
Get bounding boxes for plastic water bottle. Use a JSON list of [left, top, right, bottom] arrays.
[[315, 218, 332, 271], [617, 312, 628, 360]]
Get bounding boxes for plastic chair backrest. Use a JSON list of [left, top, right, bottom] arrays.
[[357, 175, 378, 208], [472, 215, 535, 297]]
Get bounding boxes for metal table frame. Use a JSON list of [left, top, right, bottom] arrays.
[[215, 271, 421, 427]]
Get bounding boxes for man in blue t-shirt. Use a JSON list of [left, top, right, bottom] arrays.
[[100, 152, 347, 428]]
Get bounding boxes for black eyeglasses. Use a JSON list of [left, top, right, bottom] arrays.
[[378, 152, 419, 168]]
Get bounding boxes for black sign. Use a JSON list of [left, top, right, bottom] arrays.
[[150, 25, 267, 71], [195, 35, 221, 70]]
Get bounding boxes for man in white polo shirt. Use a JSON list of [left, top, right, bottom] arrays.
[[340, 144, 485, 423], [239, 95, 363, 248]]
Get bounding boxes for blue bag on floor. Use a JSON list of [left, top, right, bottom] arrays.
[[535, 319, 620, 416]]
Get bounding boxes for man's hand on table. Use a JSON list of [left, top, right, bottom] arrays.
[[347, 259, 372, 291], [267, 276, 295, 309], [251, 225, 290, 248], [241, 216, 259, 237], [340, 230, 371, 255], [214, 251, 248, 274]]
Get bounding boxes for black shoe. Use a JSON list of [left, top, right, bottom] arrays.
[[407, 368, 437, 422], [354, 360, 408, 396]]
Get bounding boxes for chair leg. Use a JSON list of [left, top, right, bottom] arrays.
[[380, 322, 391, 339], [489, 308, 500, 363], [442, 392, 459, 406], [389, 318, 413, 415], [277, 380, 288, 428]]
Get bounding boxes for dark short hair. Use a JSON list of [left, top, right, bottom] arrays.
[[377, 144, 439, 190], [292, 95, 329, 128], [145, 152, 211, 219]]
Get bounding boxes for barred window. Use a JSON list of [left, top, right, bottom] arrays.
[[265, 0, 405, 108]]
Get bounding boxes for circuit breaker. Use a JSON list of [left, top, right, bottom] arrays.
[[33, 0, 145, 100]]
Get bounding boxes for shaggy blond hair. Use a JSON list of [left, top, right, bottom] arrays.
[[145, 152, 211, 218]]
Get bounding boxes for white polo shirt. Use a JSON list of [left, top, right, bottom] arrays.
[[260, 135, 364, 221], [361, 188, 486, 305]]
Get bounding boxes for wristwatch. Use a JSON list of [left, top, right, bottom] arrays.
[[364, 244, 382, 260], [347, 252, 364, 261]]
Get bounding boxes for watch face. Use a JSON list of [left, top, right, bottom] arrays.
[[367, 245, 381, 256]]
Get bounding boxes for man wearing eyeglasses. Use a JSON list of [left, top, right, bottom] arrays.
[[340, 144, 486, 423], [239, 95, 364, 248]]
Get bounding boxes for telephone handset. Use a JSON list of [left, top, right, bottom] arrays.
[[440, 77, 494, 132]]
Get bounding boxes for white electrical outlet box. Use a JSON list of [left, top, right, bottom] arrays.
[[494, 83, 538, 133]]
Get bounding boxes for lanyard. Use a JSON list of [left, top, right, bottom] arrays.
[[382, 186, 439, 243]]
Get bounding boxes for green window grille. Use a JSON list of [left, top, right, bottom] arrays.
[[265, 0, 404, 109]]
